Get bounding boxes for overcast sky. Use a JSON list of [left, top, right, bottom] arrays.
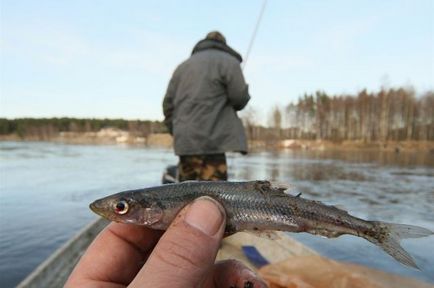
[[1, 0, 433, 123]]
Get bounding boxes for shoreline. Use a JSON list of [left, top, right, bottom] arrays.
[[1, 130, 433, 153]]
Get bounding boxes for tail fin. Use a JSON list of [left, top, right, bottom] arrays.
[[365, 221, 433, 269]]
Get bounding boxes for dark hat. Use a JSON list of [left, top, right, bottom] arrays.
[[205, 31, 226, 44]]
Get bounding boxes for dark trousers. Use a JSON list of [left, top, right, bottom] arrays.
[[178, 154, 228, 182]]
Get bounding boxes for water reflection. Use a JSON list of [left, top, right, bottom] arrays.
[[268, 163, 280, 181], [291, 164, 368, 181], [295, 149, 434, 167]]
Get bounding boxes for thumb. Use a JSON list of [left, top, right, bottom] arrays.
[[129, 196, 226, 287]]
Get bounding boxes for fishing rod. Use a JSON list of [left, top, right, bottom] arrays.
[[242, 0, 268, 71]]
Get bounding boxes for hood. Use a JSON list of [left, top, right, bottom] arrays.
[[192, 39, 243, 63]]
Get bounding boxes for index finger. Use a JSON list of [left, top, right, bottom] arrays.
[[65, 221, 163, 287]]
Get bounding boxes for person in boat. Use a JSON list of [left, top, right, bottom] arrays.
[[163, 31, 250, 182]]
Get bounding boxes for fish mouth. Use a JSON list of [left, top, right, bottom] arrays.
[[89, 201, 98, 213], [89, 200, 107, 217]]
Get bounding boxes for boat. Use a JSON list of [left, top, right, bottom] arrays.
[[16, 218, 109, 288], [218, 232, 433, 288], [17, 218, 433, 288]]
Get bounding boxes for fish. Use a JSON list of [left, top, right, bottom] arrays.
[[90, 180, 433, 269]]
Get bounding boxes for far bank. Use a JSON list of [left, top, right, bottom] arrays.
[[1, 128, 433, 153]]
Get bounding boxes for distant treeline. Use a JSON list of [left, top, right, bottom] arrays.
[[2, 88, 433, 143], [243, 88, 434, 142], [0, 118, 167, 138]]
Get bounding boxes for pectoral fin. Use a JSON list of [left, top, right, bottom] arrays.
[[247, 230, 281, 240]]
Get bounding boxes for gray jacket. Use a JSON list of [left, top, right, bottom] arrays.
[[163, 39, 250, 156]]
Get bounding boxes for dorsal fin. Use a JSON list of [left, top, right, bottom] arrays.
[[254, 180, 295, 196], [270, 181, 292, 193], [270, 181, 301, 197]]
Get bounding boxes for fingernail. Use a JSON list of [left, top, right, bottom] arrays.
[[184, 197, 225, 236]]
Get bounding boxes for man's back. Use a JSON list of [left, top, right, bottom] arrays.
[[163, 39, 250, 156], [174, 49, 239, 108]]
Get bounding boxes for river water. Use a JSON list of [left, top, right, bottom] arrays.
[[0, 141, 433, 287]]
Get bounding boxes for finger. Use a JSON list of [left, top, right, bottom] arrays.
[[206, 259, 268, 288], [65, 222, 163, 287], [130, 196, 226, 287]]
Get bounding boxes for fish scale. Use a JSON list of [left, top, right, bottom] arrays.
[[90, 180, 433, 269]]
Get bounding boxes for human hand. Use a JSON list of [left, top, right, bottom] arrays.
[[65, 196, 267, 287]]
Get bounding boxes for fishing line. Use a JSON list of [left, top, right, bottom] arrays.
[[242, 0, 268, 71]]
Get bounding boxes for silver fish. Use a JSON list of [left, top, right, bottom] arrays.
[[90, 180, 432, 269]]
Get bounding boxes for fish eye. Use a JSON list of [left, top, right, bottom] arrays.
[[114, 200, 129, 215]]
